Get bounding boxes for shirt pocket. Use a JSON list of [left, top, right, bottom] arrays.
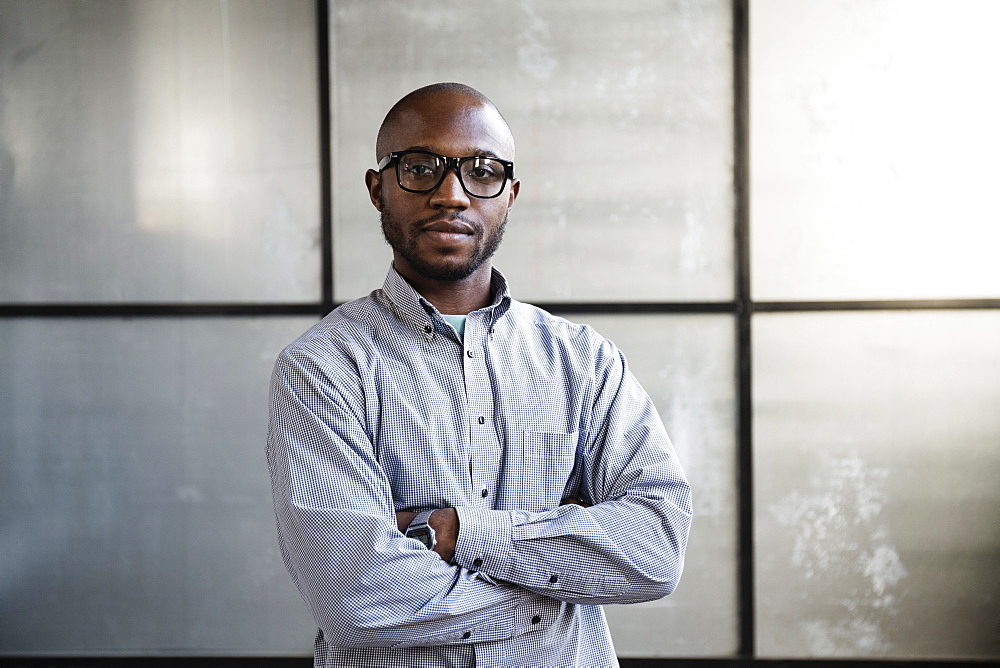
[[519, 430, 578, 512]]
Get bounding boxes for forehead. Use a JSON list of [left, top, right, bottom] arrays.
[[381, 94, 514, 159]]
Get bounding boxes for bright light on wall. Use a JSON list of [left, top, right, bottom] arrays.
[[751, 0, 1000, 301], [131, 1, 235, 241]]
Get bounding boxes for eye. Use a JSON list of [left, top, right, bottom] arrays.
[[465, 158, 504, 182], [405, 163, 435, 176], [400, 155, 441, 178]]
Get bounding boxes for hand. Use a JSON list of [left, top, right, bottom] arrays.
[[428, 508, 458, 563], [395, 510, 418, 533], [395, 508, 459, 563]]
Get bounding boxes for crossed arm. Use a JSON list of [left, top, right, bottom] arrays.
[[268, 344, 691, 647], [394, 498, 590, 564], [394, 508, 459, 562]]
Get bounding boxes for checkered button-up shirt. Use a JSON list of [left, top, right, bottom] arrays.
[[267, 266, 692, 667]]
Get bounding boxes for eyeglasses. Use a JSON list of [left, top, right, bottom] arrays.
[[377, 150, 515, 199]]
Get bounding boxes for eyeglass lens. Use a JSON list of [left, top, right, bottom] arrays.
[[397, 152, 507, 198]]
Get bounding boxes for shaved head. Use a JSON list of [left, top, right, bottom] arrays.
[[365, 82, 520, 291], [375, 83, 515, 161]]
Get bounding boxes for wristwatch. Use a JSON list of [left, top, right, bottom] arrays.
[[405, 509, 437, 550]]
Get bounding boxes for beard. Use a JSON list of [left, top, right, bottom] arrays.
[[380, 204, 507, 282]]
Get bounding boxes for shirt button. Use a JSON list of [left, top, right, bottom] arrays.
[[481, 488, 489, 498], [531, 615, 541, 625], [478, 416, 485, 424], [473, 558, 484, 567], [548, 574, 559, 584], [423, 325, 432, 334], [466, 350, 473, 357], [462, 631, 471, 639]]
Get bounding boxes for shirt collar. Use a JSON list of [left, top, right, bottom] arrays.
[[377, 264, 513, 339]]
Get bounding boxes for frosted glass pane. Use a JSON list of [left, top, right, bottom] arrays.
[[751, 0, 1000, 301], [0, 317, 318, 653], [754, 311, 1000, 658], [0, 1, 320, 303], [332, 0, 734, 303], [578, 314, 738, 656]]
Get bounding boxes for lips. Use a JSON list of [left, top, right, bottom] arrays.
[[421, 219, 475, 246], [422, 219, 474, 235]]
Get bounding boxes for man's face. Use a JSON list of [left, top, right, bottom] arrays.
[[366, 94, 519, 284], [379, 191, 508, 283]]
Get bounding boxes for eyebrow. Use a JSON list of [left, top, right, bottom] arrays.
[[403, 145, 506, 160]]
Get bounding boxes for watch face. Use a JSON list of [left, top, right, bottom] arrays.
[[408, 527, 434, 549]]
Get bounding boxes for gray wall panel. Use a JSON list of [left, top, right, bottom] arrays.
[[754, 311, 1000, 658], [0, 0, 320, 303], [0, 318, 317, 653], [331, 0, 734, 303]]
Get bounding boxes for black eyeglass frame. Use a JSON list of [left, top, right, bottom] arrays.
[[376, 150, 515, 199]]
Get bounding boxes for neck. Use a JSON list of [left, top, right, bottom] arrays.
[[394, 261, 494, 315]]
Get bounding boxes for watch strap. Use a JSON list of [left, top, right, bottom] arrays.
[[405, 509, 437, 550], [407, 509, 435, 530]]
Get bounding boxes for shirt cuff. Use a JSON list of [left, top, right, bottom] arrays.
[[453, 507, 513, 580]]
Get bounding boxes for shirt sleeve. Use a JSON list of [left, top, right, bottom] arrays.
[[452, 338, 693, 605], [266, 348, 547, 649]]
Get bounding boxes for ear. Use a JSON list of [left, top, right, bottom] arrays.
[[506, 178, 520, 212], [365, 169, 383, 211]]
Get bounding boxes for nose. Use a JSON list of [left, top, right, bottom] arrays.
[[428, 168, 470, 209]]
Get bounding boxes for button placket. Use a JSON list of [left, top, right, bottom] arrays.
[[464, 318, 500, 510]]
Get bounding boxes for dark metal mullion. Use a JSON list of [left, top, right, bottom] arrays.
[[733, 0, 755, 659], [11, 297, 998, 319], [540, 301, 738, 315], [5, 657, 996, 667], [755, 299, 1000, 312], [0, 302, 743, 318], [317, 0, 334, 315], [0, 303, 326, 318]]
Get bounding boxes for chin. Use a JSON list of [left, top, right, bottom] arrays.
[[418, 263, 481, 282]]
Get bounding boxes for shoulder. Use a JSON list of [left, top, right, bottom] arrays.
[[504, 300, 621, 363], [275, 293, 387, 375]]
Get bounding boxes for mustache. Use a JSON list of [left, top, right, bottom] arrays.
[[414, 212, 478, 229]]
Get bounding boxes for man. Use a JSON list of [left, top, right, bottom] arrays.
[[267, 82, 692, 667]]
